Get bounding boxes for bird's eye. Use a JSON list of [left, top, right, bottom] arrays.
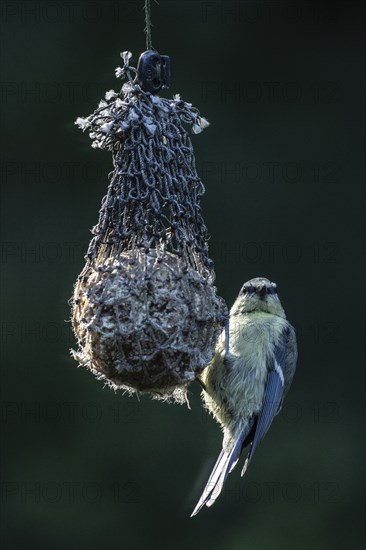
[[241, 287, 248, 295]]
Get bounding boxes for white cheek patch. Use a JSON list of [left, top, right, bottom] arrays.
[[274, 360, 285, 386]]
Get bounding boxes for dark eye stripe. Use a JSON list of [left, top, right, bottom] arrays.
[[241, 285, 277, 295], [241, 285, 254, 294]]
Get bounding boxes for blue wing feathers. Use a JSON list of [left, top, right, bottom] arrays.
[[246, 369, 284, 466]]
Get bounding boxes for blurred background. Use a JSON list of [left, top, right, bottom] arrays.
[[1, 0, 365, 548]]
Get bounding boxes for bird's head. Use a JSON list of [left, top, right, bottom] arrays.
[[231, 277, 286, 317]]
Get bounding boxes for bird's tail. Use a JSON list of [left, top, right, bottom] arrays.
[[191, 434, 244, 517]]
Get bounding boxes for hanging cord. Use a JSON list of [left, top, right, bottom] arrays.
[[144, 0, 155, 50]]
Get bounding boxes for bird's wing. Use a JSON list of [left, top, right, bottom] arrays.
[[270, 324, 298, 414], [241, 331, 290, 475], [241, 366, 284, 475], [279, 324, 297, 397]]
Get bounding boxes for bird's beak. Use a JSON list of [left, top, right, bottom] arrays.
[[258, 286, 267, 298]]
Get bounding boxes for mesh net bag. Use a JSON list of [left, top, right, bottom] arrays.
[[71, 51, 228, 403]]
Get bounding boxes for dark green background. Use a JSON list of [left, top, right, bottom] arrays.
[[1, 1, 365, 549]]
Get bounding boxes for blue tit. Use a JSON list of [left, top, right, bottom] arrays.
[[191, 277, 297, 516]]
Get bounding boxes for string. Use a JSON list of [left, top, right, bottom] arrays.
[[144, 0, 153, 50]]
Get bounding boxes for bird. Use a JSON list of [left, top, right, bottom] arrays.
[[191, 277, 297, 516]]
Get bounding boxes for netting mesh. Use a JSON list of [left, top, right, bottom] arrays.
[[71, 52, 228, 403]]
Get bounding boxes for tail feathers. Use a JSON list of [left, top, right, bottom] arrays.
[[191, 450, 228, 517], [240, 451, 250, 477], [191, 434, 244, 517]]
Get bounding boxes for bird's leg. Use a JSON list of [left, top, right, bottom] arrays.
[[225, 317, 230, 356]]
